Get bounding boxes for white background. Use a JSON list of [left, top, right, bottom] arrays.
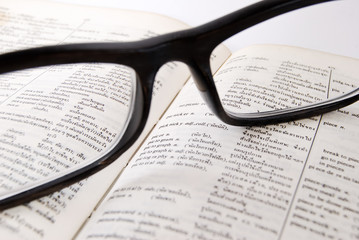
[[52, 0, 359, 58]]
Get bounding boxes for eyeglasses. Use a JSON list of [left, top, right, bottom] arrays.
[[0, 0, 357, 210]]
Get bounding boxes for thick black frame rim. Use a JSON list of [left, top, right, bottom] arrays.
[[185, 0, 358, 126], [0, 71, 154, 210]]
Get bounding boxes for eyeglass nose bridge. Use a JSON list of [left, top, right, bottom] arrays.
[[180, 56, 232, 126]]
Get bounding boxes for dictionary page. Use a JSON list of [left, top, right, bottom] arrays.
[[0, 1, 227, 240], [77, 45, 359, 240]]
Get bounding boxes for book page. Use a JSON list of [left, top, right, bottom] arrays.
[[76, 45, 358, 240], [0, 1, 229, 240]]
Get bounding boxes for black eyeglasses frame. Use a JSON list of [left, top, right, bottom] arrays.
[[0, 0, 358, 210]]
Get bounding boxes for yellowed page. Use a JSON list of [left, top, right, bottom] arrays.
[[77, 45, 358, 240], [0, 1, 231, 239]]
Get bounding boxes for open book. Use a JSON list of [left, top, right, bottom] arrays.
[[0, 1, 358, 239]]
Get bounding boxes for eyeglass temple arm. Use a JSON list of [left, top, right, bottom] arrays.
[[183, 0, 336, 50], [0, 41, 161, 74]]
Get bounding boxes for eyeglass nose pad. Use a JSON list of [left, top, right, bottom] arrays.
[[188, 64, 228, 121], [117, 73, 147, 147]]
